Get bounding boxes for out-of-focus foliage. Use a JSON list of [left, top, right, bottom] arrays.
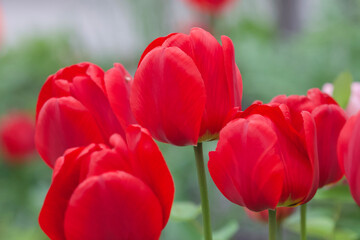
[[218, 0, 360, 106], [0, 33, 81, 112], [0, 33, 83, 240]]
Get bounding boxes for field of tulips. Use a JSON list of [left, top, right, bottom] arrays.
[[1, 0, 360, 240]]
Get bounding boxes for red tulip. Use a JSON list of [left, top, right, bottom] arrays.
[[35, 62, 135, 167], [208, 103, 318, 211], [0, 112, 35, 161], [39, 125, 174, 240], [131, 27, 242, 146], [338, 111, 360, 206], [184, 0, 236, 13], [245, 207, 296, 224], [271, 88, 347, 187]]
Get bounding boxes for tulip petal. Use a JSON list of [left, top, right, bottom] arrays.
[[39, 145, 101, 240], [242, 104, 317, 205], [36, 63, 105, 119], [105, 63, 136, 129], [222, 35, 242, 108], [138, 33, 177, 66], [86, 148, 131, 178], [209, 117, 284, 211], [312, 104, 346, 187], [71, 76, 125, 140], [35, 97, 104, 167], [64, 171, 163, 240], [132, 46, 206, 145], [307, 88, 337, 105], [338, 112, 360, 205], [300, 111, 319, 204], [189, 28, 231, 136], [125, 125, 174, 227]]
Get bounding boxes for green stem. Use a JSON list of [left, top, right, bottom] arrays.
[[193, 143, 213, 240], [277, 221, 283, 240], [269, 209, 277, 240], [300, 204, 307, 240]]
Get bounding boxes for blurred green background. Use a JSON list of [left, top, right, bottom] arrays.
[[0, 0, 359, 239]]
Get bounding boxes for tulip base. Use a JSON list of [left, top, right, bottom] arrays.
[[193, 143, 213, 240], [268, 209, 277, 240]]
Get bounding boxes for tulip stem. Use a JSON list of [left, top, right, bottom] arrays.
[[269, 209, 277, 240], [300, 204, 307, 240], [193, 143, 213, 240], [277, 221, 283, 240]]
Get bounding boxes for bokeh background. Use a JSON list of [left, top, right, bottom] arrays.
[[0, 0, 360, 239]]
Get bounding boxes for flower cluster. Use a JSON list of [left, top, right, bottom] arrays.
[[35, 27, 359, 239]]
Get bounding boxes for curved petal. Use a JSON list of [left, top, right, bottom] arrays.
[[125, 125, 174, 227], [189, 28, 231, 137], [300, 111, 319, 204], [270, 94, 316, 131], [338, 112, 360, 206], [221, 35, 242, 108], [64, 171, 163, 240], [35, 97, 104, 167], [241, 104, 317, 205], [52, 62, 105, 92], [208, 117, 284, 211], [86, 148, 131, 178], [36, 63, 105, 118], [131, 46, 206, 145], [138, 33, 178, 66], [105, 63, 136, 129], [39, 145, 102, 240], [307, 88, 337, 105], [312, 104, 346, 187], [71, 76, 125, 140]]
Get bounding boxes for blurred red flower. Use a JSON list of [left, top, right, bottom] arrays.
[[131, 27, 242, 146], [209, 103, 318, 211], [39, 126, 174, 240], [184, 0, 237, 13], [0, 112, 35, 161], [245, 207, 296, 224], [35, 62, 135, 167], [338, 111, 360, 206], [270, 88, 347, 188]]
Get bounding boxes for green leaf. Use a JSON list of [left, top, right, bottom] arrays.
[[314, 184, 354, 203], [213, 220, 239, 240], [333, 72, 353, 109], [170, 202, 201, 222]]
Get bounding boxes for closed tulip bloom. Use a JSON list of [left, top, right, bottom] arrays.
[[208, 103, 318, 211], [131, 27, 242, 146], [245, 207, 296, 224], [184, 0, 236, 13], [36, 62, 135, 167], [338, 111, 360, 206], [271, 88, 347, 187], [39, 125, 174, 240], [0, 112, 35, 161]]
